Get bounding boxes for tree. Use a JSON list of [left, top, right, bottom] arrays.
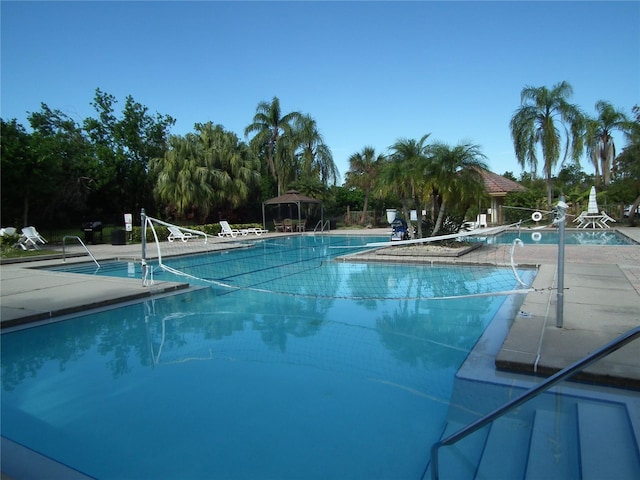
[[1, 119, 37, 226], [244, 97, 301, 196], [380, 135, 432, 238], [84, 88, 175, 215], [345, 147, 385, 225], [585, 100, 632, 186], [427, 142, 488, 235], [510, 81, 584, 205], [292, 114, 338, 187], [150, 122, 259, 221], [28, 105, 97, 225], [615, 105, 640, 226], [151, 134, 206, 220], [0, 106, 96, 227], [195, 122, 260, 214]]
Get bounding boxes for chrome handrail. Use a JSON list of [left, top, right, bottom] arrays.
[[314, 220, 330, 232], [62, 235, 100, 268], [427, 325, 640, 480]]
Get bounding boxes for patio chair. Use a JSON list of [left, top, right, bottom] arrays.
[[573, 211, 588, 228], [167, 226, 194, 242], [600, 211, 616, 228], [283, 218, 293, 232], [18, 226, 47, 250], [218, 220, 240, 238], [273, 219, 285, 232]]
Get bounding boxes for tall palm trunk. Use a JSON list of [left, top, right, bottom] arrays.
[[601, 140, 614, 185], [432, 199, 447, 236], [412, 192, 422, 239], [591, 149, 601, 186], [360, 192, 370, 225]]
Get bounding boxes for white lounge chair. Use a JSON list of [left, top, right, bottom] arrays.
[[218, 221, 240, 238], [167, 226, 194, 242], [18, 226, 47, 250], [241, 227, 269, 236]]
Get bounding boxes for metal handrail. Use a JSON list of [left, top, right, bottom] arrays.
[[428, 325, 640, 480], [314, 220, 330, 232], [62, 235, 100, 268]]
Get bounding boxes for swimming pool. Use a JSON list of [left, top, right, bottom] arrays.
[[2, 236, 536, 478], [472, 229, 637, 246]]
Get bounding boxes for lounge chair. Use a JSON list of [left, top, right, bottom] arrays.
[[18, 226, 47, 250], [218, 221, 240, 238], [167, 226, 194, 242], [240, 227, 269, 236]]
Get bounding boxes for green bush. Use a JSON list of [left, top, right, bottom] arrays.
[[0, 233, 20, 247]]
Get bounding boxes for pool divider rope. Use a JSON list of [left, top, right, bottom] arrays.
[[139, 209, 538, 300]]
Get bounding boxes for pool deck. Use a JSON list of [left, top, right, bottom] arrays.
[[1, 227, 639, 389]]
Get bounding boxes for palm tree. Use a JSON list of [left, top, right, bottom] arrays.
[[195, 122, 260, 211], [380, 134, 431, 238], [585, 100, 632, 186], [244, 97, 301, 196], [510, 81, 584, 205], [151, 123, 260, 221], [151, 134, 211, 220], [427, 142, 488, 235], [345, 146, 385, 225], [292, 114, 338, 187]]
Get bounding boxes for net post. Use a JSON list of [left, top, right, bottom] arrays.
[[141, 208, 147, 287], [555, 197, 567, 328]]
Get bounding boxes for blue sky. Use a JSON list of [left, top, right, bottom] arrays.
[[2, 1, 639, 183]]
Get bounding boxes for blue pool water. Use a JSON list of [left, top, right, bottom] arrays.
[[1, 236, 536, 479], [472, 229, 637, 246]]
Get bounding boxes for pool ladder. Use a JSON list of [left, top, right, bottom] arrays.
[[62, 235, 100, 268], [313, 220, 330, 232]]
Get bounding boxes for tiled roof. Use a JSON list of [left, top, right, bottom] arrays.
[[478, 169, 526, 195]]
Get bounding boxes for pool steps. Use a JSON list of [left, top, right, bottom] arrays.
[[425, 400, 640, 479]]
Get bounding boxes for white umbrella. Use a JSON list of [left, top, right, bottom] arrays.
[[587, 186, 599, 214]]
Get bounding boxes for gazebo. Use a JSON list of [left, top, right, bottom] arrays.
[[262, 190, 323, 232], [478, 169, 527, 224]]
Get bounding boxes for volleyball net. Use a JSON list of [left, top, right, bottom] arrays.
[[141, 212, 551, 301]]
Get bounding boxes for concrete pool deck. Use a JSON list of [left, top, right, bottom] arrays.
[[1, 227, 639, 389]]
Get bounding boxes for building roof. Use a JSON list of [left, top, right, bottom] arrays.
[[479, 169, 526, 195]]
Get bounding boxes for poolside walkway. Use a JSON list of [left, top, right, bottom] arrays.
[[1, 227, 639, 388]]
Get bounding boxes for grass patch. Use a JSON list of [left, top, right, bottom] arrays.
[[0, 246, 59, 260]]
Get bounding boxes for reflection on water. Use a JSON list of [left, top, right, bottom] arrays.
[[2, 253, 534, 479]]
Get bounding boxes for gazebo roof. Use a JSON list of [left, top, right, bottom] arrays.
[[263, 190, 321, 205], [479, 169, 526, 196]]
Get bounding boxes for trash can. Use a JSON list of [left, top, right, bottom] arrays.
[[82, 221, 103, 244], [111, 229, 126, 245]]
